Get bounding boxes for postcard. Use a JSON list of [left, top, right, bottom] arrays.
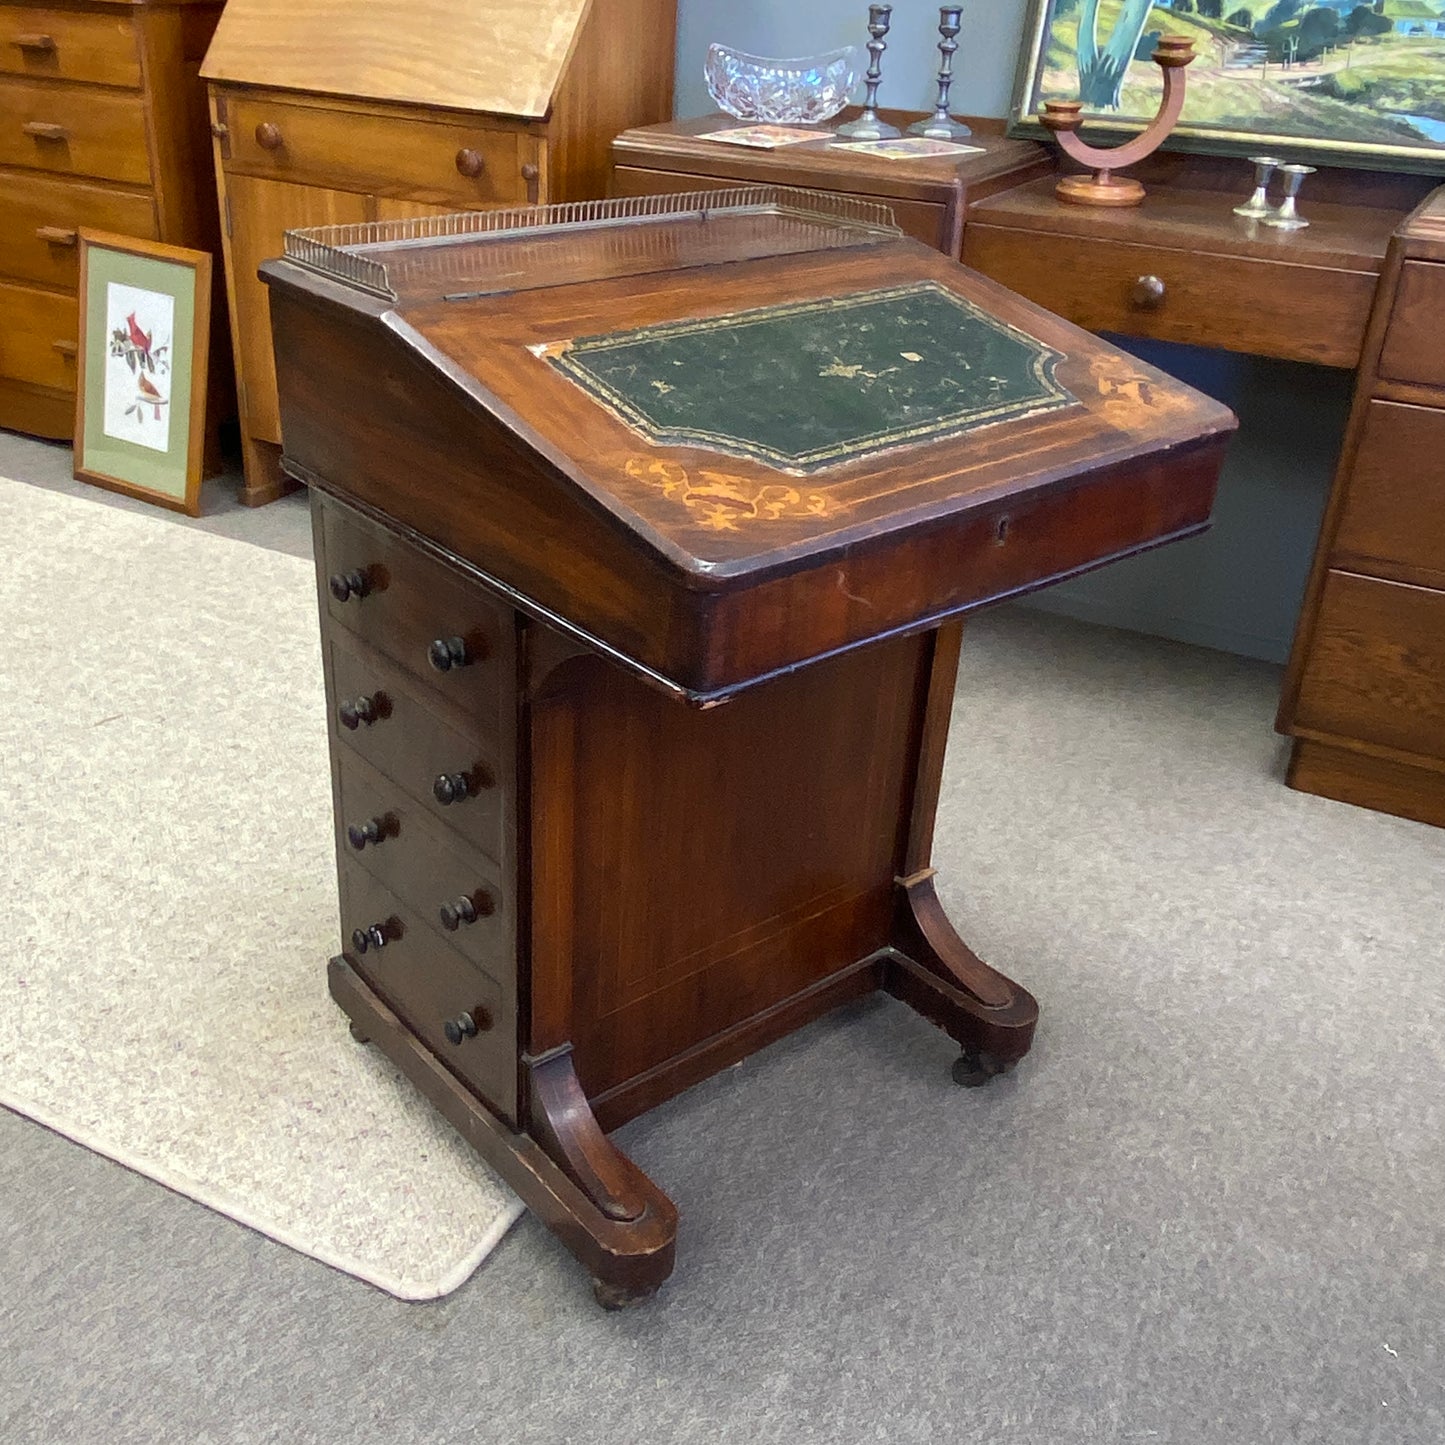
[[830, 137, 986, 160], [696, 125, 837, 149]]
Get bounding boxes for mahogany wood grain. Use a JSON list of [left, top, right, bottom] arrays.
[[1376, 260, 1445, 387], [0, 3, 140, 86], [1287, 737, 1445, 830]]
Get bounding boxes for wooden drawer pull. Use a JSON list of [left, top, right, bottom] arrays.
[[23, 121, 69, 143], [12, 33, 56, 52], [36, 225, 77, 247], [522, 162, 540, 204], [52, 340, 78, 358], [1131, 274, 1166, 309], [254, 121, 283, 151], [455, 147, 486, 178]]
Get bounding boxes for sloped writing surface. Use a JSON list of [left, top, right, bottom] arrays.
[[544, 282, 1075, 473], [201, 0, 586, 116]]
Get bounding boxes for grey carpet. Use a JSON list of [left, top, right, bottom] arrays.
[[1, 433, 1441, 1445]]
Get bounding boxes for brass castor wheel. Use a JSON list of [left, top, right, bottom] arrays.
[[591, 1277, 659, 1311], [952, 1050, 1009, 1088], [348, 1020, 372, 1045]]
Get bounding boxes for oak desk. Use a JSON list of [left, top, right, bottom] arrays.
[[263, 192, 1233, 1304]]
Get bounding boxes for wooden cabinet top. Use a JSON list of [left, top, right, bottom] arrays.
[[201, 0, 593, 116], [262, 194, 1234, 698]]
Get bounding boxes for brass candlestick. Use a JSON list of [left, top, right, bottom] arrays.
[[837, 5, 901, 141], [1040, 36, 1194, 207], [909, 7, 972, 141]]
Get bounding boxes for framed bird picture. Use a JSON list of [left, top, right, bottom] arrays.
[[74, 232, 213, 516]]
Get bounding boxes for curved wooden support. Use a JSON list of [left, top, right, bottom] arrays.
[[327, 957, 677, 1304], [886, 870, 1038, 1064], [1040, 37, 1194, 207]]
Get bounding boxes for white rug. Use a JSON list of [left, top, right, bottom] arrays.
[[0, 476, 522, 1300]]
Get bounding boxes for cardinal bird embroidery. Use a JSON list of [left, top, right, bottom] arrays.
[[135, 370, 166, 421]]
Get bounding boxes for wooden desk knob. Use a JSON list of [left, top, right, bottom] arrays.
[[22, 121, 68, 142], [1131, 274, 1166, 309], [35, 226, 77, 247], [337, 694, 380, 730], [350, 922, 391, 954], [346, 816, 389, 850], [443, 1008, 492, 1044], [521, 162, 540, 204], [438, 890, 494, 930], [328, 569, 370, 602], [427, 636, 470, 672], [455, 147, 486, 178], [13, 33, 57, 52], [254, 121, 283, 151]]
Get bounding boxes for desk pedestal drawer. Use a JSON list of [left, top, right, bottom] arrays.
[[0, 278, 76, 391], [1292, 570, 1445, 761], [961, 226, 1374, 369], [0, 78, 151, 185], [0, 5, 141, 88], [340, 862, 517, 1123], [0, 171, 157, 290]]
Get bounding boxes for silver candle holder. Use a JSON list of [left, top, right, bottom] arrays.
[[909, 7, 972, 140], [1233, 155, 1284, 219], [1262, 163, 1316, 231], [837, 5, 902, 141]]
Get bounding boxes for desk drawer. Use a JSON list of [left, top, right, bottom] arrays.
[[1293, 570, 1445, 761], [0, 5, 140, 89], [961, 225, 1374, 369], [1332, 401, 1445, 577], [336, 747, 512, 980], [0, 278, 76, 391], [316, 497, 515, 727], [326, 628, 506, 861], [0, 171, 156, 289], [1377, 261, 1445, 387], [218, 92, 532, 208], [0, 77, 151, 185], [340, 862, 516, 1122]]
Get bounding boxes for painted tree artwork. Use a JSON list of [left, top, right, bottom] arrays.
[[1015, 0, 1445, 165], [102, 281, 174, 453]]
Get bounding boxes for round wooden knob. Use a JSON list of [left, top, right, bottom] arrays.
[[329, 569, 370, 603], [350, 922, 390, 954], [1131, 274, 1166, 309], [521, 162, 539, 181], [427, 636, 469, 672], [443, 1008, 492, 1045], [210, 121, 230, 140], [438, 891, 494, 930], [433, 771, 470, 805], [455, 147, 486, 178], [337, 694, 380, 730], [346, 816, 388, 850], [254, 121, 283, 151]]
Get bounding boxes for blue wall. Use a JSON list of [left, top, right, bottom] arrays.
[[672, 1, 1346, 664]]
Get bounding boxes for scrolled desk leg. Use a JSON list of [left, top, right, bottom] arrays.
[[886, 869, 1039, 1082]]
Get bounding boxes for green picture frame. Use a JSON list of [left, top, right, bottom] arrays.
[[74, 231, 212, 517], [1009, 0, 1445, 173]]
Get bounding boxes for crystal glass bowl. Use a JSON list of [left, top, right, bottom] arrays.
[[704, 43, 861, 125]]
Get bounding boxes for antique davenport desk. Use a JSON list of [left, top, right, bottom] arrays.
[[261, 190, 1234, 1306]]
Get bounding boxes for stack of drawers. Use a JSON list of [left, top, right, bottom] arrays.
[[1279, 190, 1445, 827], [313, 493, 519, 1121], [0, 0, 222, 440]]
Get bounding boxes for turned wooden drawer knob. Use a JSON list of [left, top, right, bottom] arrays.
[[427, 636, 470, 672], [443, 1008, 492, 1045], [328, 569, 370, 602], [455, 147, 486, 178], [432, 771, 471, 805], [337, 693, 381, 730], [254, 121, 283, 151], [350, 921, 392, 954], [1131, 274, 1166, 309], [438, 890, 494, 930], [346, 816, 390, 850], [521, 161, 540, 203]]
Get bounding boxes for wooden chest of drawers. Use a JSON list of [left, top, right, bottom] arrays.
[[1279, 191, 1445, 826], [201, 0, 678, 505], [0, 0, 224, 441]]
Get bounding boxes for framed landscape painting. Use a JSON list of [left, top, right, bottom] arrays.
[[1010, 0, 1445, 170], [74, 232, 212, 516]]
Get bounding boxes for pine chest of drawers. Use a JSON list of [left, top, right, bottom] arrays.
[[268, 193, 1234, 1306], [0, 0, 224, 440]]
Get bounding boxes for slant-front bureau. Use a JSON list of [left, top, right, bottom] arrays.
[[0, 0, 223, 439], [263, 192, 1234, 1306]]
